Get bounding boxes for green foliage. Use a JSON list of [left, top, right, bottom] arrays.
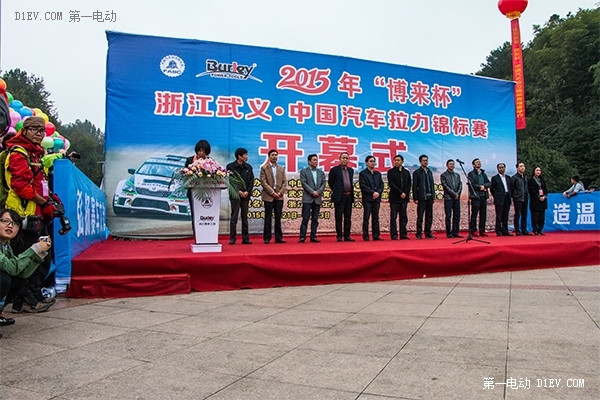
[[1, 69, 59, 125], [60, 120, 105, 186], [477, 7, 600, 190], [478, 41, 513, 80]]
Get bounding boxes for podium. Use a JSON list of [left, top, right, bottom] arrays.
[[190, 186, 225, 253]]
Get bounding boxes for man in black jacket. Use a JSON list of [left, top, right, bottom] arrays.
[[226, 148, 254, 244], [328, 152, 355, 242], [510, 162, 530, 235], [467, 158, 491, 237], [490, 163, 512, 236], [412, 154, 436, 239], [359, 155, 383, 241], [440, 159, 462, 238], [387, 154, 411, 240]]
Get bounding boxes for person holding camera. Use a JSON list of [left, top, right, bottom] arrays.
[[3, 116, 59, 313], [1, 209, 53, 327]]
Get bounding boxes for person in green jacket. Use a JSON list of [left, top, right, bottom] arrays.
[[0, 208, 52, 329]]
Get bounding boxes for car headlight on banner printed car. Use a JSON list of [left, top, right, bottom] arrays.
[[122, 179, 135, 193]]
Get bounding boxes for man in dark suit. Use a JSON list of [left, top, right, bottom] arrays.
[[299, 154, 326, 243], [359, 155, 384, 241], [226, 148, 254, 245], [328, 152, 355, 242], [387, 154, 411, 240], [412, 154, 436, 239], [490, 163, 512, 236], [260, 149, 287, 244], [440, 159, 462, 238], [510, 162, 530, 235], [467, 158, 491, 237]]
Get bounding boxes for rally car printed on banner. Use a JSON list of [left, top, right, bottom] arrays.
[[112, 155, 190, 217]]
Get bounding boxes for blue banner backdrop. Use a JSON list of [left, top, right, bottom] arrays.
[[105, 31, 517, 237], [544, 192, 600, 232], [53, 160, 109, 289]]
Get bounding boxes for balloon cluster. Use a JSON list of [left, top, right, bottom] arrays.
[[0, 78, 70, 152]]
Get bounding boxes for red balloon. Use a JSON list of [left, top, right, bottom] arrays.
[[45, 121, 56, 136], [498, 0, 528, 18]]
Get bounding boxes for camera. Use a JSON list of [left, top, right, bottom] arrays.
[[65, 151, 81, 161], [48, 193, 72, 235]]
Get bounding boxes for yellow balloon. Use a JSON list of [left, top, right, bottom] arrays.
[[32, 107, 43, 116], [38, 112, 49, 123]]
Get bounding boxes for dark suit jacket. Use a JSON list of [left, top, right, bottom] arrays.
[[226, 160, 254, 200], [467, 169, 491, 199], [359, 168, 383, 203], [387, 167, 411, 203], [412, 167, 435, 201], [328, 165, 354, 203], [490, 174, 511, 205], [528, 176, 548, 211], [510, 173, 528, 202]]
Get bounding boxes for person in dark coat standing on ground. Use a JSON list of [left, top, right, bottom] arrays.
[[412, 154, 436, 239], [359, 155, 383, 241], [528, 166, 548, 235], [226, 148, 254, 245], [467, 158, 491, 237], [490, 163, 512, 236]]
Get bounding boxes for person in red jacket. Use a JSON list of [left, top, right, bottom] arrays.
[[4, 116, 57, 313]]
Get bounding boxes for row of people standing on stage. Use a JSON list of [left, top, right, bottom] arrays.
[[218, 146, 549, 244]]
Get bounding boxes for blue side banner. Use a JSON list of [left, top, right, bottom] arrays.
[[544, 192, 600, 232], [53, 159, 109, 284], [104, 31, 517, 236]]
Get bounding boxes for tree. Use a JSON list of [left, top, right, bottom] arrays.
[[1, 69, 59, 125], [60, 120, 104, 186], [477, 8, 600, 190]]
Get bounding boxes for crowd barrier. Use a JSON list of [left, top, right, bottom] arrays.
[[544, 191, 599, 232], [52, 159, 109, 292]]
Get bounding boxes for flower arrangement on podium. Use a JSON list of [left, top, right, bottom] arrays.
[[171, 157, 243, 201]]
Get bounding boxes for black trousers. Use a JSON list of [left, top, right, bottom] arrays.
[[334, 194, 353, 239], [362, 201, 381, 240], [513, 199, 528, 233], [263, 199, 284, 242], [494, 199, 511, 234], [390, 201, 408, 239], [230, 199, 250, 242], [531, 209, 545, 233], [444, 198, 461, 236], [416, 198, 433, 236], [470, 197, 487, 233], [0, 271, 11, 309], [300, 201, 320, 240]]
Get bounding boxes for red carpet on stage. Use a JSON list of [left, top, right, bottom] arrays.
[[67, 231, 600, 298]]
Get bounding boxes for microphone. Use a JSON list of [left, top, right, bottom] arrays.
[[456, 159, 465, 164]]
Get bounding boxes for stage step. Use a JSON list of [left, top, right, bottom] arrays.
[[67, 274, 191, 298]]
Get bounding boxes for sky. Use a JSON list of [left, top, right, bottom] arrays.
[[1, 0, 598, 129]]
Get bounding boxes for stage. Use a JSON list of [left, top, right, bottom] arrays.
[[66, 231, 600, 298]]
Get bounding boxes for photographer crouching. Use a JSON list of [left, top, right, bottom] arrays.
[[2, 116, 69, 313]]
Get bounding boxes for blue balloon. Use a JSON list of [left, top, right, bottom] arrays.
[[10, 99, 23, 110], [18, 107, 33, 118]]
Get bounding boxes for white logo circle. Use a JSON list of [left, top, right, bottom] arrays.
[[160, 55, 185, 77]]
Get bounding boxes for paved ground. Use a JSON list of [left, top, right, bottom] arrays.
[[1, 265, 598, 400]]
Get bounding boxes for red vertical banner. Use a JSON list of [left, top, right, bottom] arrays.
[[511, 18, 526, 129]]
